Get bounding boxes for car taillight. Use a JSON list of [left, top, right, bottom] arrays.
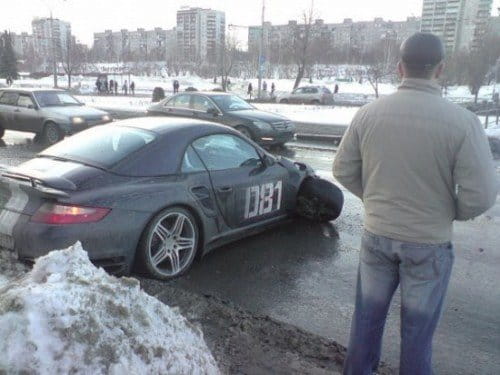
[[31, 203, 110, 224]]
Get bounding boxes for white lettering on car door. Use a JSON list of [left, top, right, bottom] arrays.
[[244, 181, 283, 219]]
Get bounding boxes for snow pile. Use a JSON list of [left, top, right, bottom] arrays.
[[0, 243, 219, 375]]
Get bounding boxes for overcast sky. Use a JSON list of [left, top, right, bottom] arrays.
[[4, 0, 500, 46]]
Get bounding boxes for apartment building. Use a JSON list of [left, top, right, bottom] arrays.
[[93, 28, 176, 62], [421, 0, 493, 52], [32, 17, 71, 67], [176, 7, 226, 63]]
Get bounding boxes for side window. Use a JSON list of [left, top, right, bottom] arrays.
[[171, 94, 191, 109], [0, 92, 19, 105], [293, 88, 303, 94], [192, 134, 262, 171], [17, 94, 35, 108], [310, 88, 319, 94], [181, 146, 206, 173], [192, 96, 216, 112]]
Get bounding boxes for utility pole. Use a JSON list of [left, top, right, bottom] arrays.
[[50, 10, 58, 88], [257, 0, 265, 100]]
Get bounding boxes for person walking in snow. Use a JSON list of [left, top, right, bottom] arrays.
[[123, 80, 128, 96], [271, 82, 275, 97], [114, 80, 118, 95], [334, 32, 498, 375], [247, 82, 253, 100], [173, 80, 179, 94], [262, 81, 267, 92], [130, 81, 135, 96]]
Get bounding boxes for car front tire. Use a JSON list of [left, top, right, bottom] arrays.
[[43, 122, 63, 145], [136, 206, 199, 280], [236, 125, 254, 141], [280, 99, 289, 104], [296, 178, 344, 222]]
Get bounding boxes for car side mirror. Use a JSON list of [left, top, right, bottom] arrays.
[[207, 107, 219, 116], [263, 153, 276, 167]]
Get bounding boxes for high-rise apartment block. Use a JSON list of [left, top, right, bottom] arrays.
[[32, 17, 71, 67], [176, 7, 225, 63], [421, 0, 493, 52]]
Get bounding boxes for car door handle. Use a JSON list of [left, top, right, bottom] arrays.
[[217, 186, 233, 193]]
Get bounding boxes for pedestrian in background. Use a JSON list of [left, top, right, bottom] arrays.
[[109, 79, 114, 95], [123, 80, 128, 96], [271, 82, 276, 97], [334, 83, 339, 94], [333, 32, 498, 375], [130, 81, 135, 96], [263, 81, 267, 92], [114, 80, 118, 95], [103, 80, 108, 94], [247, 82, 253, 100], [173, 80, 179, 94]]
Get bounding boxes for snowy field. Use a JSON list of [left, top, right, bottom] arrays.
[[2, 73, 498, 104], [0, 243, 219, 374]]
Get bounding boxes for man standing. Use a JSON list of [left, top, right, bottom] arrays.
[[333, 33, 498, 375]]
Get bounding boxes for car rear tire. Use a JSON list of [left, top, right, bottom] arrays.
[[43, 122, 63, 145], [280, 99, 289, 104], [311, 99, 320, 105], [137, 206, 199, 280], [236, 125, 254, 141], [296, 178, 344, 222]]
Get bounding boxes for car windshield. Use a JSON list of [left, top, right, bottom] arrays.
[[39, 125, 157, 168], [34, 91, 82, 107], [210, 95, 254, 112]]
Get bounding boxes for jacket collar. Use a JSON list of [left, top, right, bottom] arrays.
[[398, 78, 442, 96]]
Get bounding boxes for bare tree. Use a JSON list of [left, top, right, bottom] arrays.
[[288, 1, 315, 89], [364, 35, 399, 98], [219, 36, 241, 91], [466, 33, 500, 103], [61, 35, 86, 89]]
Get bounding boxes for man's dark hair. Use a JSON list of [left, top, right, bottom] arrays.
[[400, 33, 445, 79]]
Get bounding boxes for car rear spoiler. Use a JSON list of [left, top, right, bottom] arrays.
[[0, 164, 72, 198]]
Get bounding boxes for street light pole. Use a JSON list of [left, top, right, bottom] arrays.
[[50, 10, 58, 88], [257, 0, 265, 100]]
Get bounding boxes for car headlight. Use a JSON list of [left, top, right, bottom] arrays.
[[71, 117, 85, 124], [102, 115, 111, 122], [253, 120, 272, 131]]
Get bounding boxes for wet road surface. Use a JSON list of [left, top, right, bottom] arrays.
[[1, 130, 499, 374]]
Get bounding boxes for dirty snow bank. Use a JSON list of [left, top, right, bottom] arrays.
[[0, 243, 219, 375]]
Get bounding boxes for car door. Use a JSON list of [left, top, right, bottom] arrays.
[[162, 94, 193, 118], [191, 133, 293, 229], [14, 94, 41, 132], [191, 95, 222, 123], [290, 88, 305, 104], [0, 91, 19, 130]]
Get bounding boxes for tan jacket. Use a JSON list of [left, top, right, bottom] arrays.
[[333, 78, 499, 244]]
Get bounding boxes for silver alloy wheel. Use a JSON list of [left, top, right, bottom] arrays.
[[147, 212, 196, 277]]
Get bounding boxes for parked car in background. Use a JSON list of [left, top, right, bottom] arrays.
[[0, 88, 112, 144], [147, 92, 295, 146], [278, 86, 334, 105]]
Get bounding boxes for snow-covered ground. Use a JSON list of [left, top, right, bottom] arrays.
[[0, 243, 219, 374]]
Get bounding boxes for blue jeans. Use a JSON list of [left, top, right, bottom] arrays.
[[343, 230, 454, 375]]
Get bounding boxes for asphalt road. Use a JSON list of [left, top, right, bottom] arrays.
[[1, 130, 499, 374]]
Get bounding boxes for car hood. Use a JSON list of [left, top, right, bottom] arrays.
[[229, 109, 289, 123], [43, 106, 108, 118]]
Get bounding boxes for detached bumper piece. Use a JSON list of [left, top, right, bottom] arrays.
[[296, 177, 344, 222]]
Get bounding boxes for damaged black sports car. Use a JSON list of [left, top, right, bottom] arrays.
[[0, 118, 343, 279]]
